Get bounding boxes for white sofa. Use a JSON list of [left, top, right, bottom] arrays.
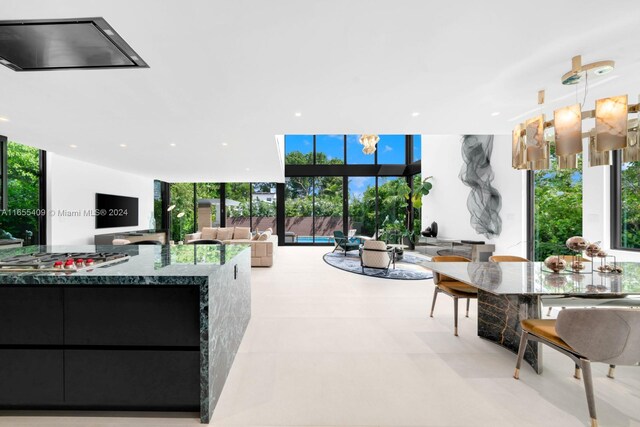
[[184, 226, 276, 267]]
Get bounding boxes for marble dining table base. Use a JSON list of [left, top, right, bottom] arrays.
[[476, 290, 543, 374]]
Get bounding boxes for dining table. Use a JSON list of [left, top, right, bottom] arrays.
[[421, 261, 640, 373]]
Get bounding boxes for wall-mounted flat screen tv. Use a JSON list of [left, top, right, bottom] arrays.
[[95, 193, 138, 229]]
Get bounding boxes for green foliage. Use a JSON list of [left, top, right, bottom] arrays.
[[620, 161, 640, 248], [533, 152, 582, 261], [412, 176, 433, 208], [0, 142, 40, 243]]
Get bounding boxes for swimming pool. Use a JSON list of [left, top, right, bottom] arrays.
[[295, 236, 334, 244]]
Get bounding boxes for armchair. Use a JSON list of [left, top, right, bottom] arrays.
[[360, 240, 394, 275], [332, 230, 360, 256]]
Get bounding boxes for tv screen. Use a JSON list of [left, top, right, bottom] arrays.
[[95, 193, 139, 229]]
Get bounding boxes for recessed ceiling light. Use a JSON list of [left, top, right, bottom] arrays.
[[119, 144, 127, 148], [245, 167, 250, 171], [221, 142, 228, 146], [491, 112, 501, 116], [411, 112, 420, 117], [294, 112, 302, 117], [69, 144, 77, 148], [0, 116, 9, 122], [170, 143, 176, 147]]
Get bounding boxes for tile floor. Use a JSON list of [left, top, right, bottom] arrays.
[[2, 246, 639, 426]]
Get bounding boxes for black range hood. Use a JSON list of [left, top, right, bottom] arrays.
[[0, 17, 148, 71]]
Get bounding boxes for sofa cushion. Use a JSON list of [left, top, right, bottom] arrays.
[[233, 227, 251, 240], [251, 233, 260, 241], [201, 227, 218, 240], [217, 227, 234, 241]]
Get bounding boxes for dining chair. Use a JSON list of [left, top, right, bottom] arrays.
[[488, 255, 529, 262], [514, 308, 640, 427], [430, 255, 474, 336]]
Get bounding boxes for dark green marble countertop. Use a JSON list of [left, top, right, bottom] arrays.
[[0, 244, 250, 285]]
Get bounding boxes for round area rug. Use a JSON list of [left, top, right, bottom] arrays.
[[323, 251, 433, 280]]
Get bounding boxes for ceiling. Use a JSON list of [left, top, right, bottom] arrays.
[[1, 0, 640, 182]]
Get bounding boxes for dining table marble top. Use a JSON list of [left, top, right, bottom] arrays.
[[421, 261, 640, 296]]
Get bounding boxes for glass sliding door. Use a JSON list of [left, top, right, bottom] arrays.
[[252, 182, 277, 233], [313, 176, 343, 243], [284, 177, 313, 243], [225, 183, 250, 229], [195, 183, 220, 231], [348, 177, 376, 237], [0, 142, 42, 245], [377, 176, 409, 244], [169, 183, 195, 243]]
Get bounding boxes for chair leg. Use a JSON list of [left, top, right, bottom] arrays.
[[579, 359, 598, 427], [453, 297, 459, 336], [546, 307, 552, 317], [607, 365, 616, 379], [430, 287, 439, 318], [574, 364, 582, 380], [514, 331, 529, 379], [465, 298, 470, 318]]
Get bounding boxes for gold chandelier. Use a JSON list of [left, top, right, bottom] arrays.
[[359, 134, 379, 155], [512, 55, 640, 170]]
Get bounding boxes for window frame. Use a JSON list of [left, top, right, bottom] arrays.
[[610, 151, 640, 252]]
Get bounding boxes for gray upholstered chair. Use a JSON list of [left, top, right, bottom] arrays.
[[430, 255, 475, 336], [360, 240, 393, 274], [514, 308, 640, 427]]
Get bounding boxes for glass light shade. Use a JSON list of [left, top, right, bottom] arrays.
[[595, 95, 628, 152], [554, 104, 582, 156], [589, 133, 611, 166], [525, 115, 547, 162], [558, 154, 579, 169], [623, 128, 640, 162], [512, 124, 528, 169], [529, 142, 550, 170]]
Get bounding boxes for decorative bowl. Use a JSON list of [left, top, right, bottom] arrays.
[[585, 242, 601, 257], [566, 236, 588, 252], [544, 256, 567, 273]]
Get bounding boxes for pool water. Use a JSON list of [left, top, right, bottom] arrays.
[[295, 236, 334, 244]]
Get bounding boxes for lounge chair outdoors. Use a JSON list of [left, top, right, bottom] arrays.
[[332, 230, 360, 256]]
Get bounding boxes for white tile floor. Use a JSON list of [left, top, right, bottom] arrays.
[[2, 246, 639, 426]]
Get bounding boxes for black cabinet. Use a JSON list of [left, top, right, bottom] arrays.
[[0, 350, 63, 406], [0, 288, 63, 345], [0, 286, 200, 411], [64, 287, 199, 347], [65, 350, 199, 410]]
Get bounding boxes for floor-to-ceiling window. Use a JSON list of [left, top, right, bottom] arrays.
[[313, 176, 343, 243], [348, 177, 376, 237], [0, 141, 44, 245], [251, 182, 277, 233], [612, 154, 640, 250], [283, 134, 421, 245], [226, 183, 250, 229], [169, 183, 195, 243], [531, 147, 583, 260]]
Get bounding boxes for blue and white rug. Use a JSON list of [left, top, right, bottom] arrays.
[[323, 251, 433, 280]]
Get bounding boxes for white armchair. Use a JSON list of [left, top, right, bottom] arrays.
[[360, 240, 393, 274]]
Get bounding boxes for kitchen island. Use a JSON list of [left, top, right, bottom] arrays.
[[0, 243, 251, 423]]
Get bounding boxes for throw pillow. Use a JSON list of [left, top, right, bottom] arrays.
[[233, 227, 251, 240], [217, 227, 233, 241], [258, 232, 268, 241], [201, 227, 218, 240]]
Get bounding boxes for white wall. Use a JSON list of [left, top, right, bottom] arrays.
[[421, 135, 527, 257], [46, 154, 155, 245]]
